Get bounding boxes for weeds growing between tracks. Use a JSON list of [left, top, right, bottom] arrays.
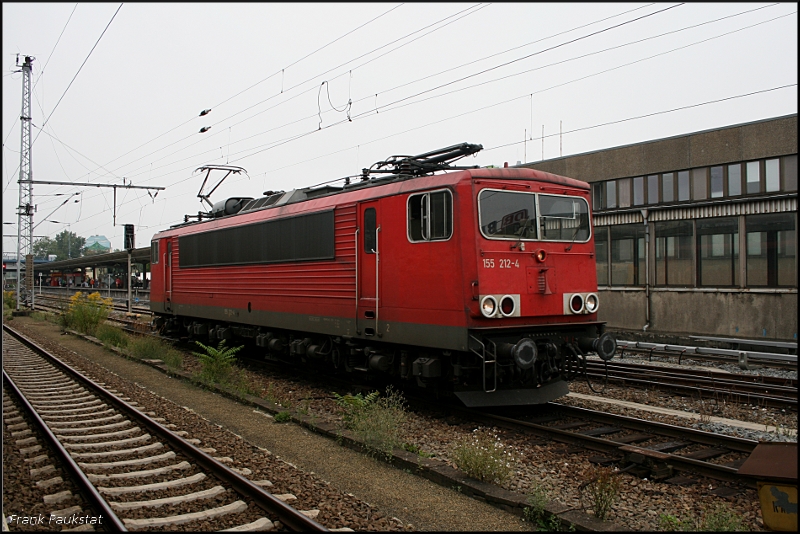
[[59, 291, 113, 335], [658, 502, 744, 531], [334, 387, 408, 460], [451, 428, 518, 484], [579, 465, 620, 521]]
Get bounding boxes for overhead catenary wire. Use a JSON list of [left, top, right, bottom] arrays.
[[111, 1, 688, 189], [1, 2, 412, 218], [82, 2, 793, 222], [7, 5, 795, 243], [72, 3, 489, 189], [3, 4, 120, 197], [140, 82, 795, 231], [228, 7, 796, 168], [79, 3, 406, 185], [23, 2, 788, 204], [101, 1, 675, 184], [2, 4, 78, 150]]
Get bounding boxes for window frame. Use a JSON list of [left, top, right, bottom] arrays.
[[151, 240, 160, 265], [646, 174, 659, 205], [609, 223, 646, 286], [696, 217, 739, 287], [538, 193, 592, 243], [655, 220, 695, 287], [407, 188, 454, 243], [477, 188, 591, 243]]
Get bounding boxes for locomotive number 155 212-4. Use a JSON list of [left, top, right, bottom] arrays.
[[483, 258, 520, 269]]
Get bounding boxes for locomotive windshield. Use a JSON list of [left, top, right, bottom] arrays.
[[479, 190, 537, 239], [539, 194, 590, 241], [478, 189, 590, 242]]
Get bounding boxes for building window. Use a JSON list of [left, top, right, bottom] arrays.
[[595, 226, 609, 286], [647, 175, 659, 205], [692, 168, 707, 200], [784, 154, 797, 191], [610, 224, 645, 286], [697, 218, 738, 287], [728, 164, 742, 196], [746, 213, 796, 287], [606, 181, 617, 209], [746, 161, 761, 194], [677, 171, 690, 201], [633, 177, 644, 206], [765, 158, 780, 192], [710, 166, 724, 198], [655, 221, 693, 286], [618, 178, 631, 208], [662, 173, 674, 202], [592, 182, 604, 210]]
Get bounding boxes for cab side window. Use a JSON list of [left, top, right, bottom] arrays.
[[408, 189, 452, 242]]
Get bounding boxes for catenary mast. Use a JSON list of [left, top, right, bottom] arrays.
[[16, 55, 34, 310]]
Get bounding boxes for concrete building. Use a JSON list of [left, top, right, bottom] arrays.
[[523, 114, 797, 342]]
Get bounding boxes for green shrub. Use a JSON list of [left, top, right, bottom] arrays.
[[523, 485, 568, 531], [30, 311, 50, 322], [356, 387, 407, 458], [192, 339, 243, 384], [274, 411, 292, 423], [580, 465, 620, 521], [62, 291, 113, 335], [658, 513, 694, 531], [128, 335, 167, 360], [3, 290, 16, 310], [658, 503, 744, 531], [699, 503, 745, 531], [161, 348, 184, 371], [335, 387, 407, 459], [95, 324, 129, 348], [333, 390, 380, 427], [451, 427, 517, 484]]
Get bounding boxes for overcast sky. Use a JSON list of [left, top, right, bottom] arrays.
[[3, 2, 797, 255]]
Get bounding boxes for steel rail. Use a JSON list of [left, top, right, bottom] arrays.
[[460, 403, 761, 485], [3, 323, 328, 532], [3, 368, 128, 531], [617, 340, 798, 365], [583, 362, 797, 408]]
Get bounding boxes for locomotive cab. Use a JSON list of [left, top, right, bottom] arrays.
[[448, 170, 616, 406]]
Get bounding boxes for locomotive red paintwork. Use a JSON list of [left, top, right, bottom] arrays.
[[150, 146, 616, 407]]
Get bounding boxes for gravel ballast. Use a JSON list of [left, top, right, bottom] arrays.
[[6, 314, 796, 531]]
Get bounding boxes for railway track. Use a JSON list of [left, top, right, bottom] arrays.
[[32, 293, 151, 317], [615, 340, 797, 371], [465, 402, 763, 487], [2, 324, 328, 532], [583, 359, 797, 410]]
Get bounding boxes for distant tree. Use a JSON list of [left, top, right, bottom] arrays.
[[33, 236, 56, 259], [35, 231, 86, 261]]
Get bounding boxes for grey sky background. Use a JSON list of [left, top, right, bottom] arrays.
[[3, 3, 797, 254]]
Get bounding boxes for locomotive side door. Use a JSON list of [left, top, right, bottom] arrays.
[[164, 239, 172, 312], [358, 202, 380, 336]]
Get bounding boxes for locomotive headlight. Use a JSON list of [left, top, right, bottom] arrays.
[[499, 295, 516, 317], [480, 295, 498, 318], [585, 293, 599, 313], [569, 293, 584, 314]]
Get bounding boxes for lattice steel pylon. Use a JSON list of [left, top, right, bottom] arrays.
[[16, 55, 34, 310]]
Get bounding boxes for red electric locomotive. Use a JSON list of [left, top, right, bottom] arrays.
[[150, 144, 616, 407]]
